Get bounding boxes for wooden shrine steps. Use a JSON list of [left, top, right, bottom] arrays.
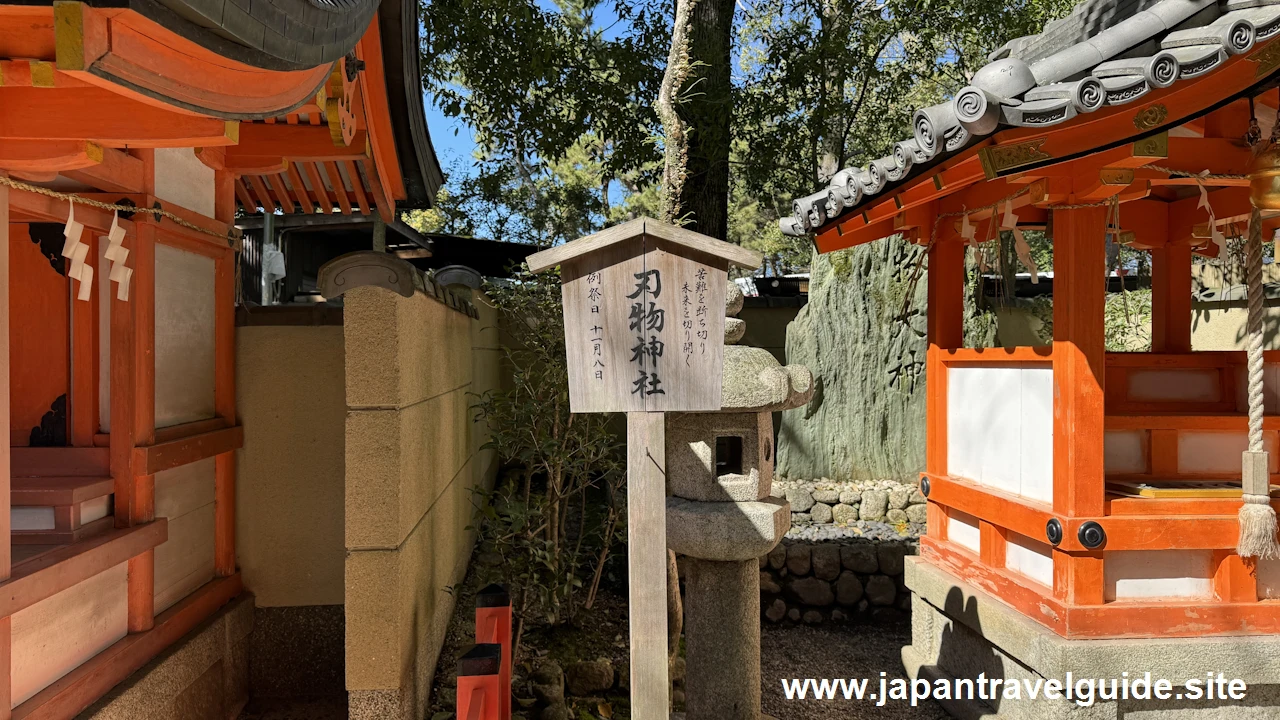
[[11, 475, 114, 545]]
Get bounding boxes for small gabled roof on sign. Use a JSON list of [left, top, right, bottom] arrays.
[[525, 216, 763, 273]]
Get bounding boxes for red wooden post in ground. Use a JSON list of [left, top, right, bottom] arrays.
[[456, 644, 503, 720], [475, 585, 512, 720]]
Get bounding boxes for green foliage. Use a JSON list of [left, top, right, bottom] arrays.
[[420, 0, 667, 177], [1105, 288, 1153, 352], [734, 0, 1076, 201], [471, 266, 626, 632]]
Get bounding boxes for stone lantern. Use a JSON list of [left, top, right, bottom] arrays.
[[666, 282, 813, 720]]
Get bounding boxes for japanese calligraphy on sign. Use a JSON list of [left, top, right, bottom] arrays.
[[525, 217, 760, 413]]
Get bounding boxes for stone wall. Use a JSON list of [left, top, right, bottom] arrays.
[[774, 478, 927, 535], [759, 538, 917, 625], [80, 594, 254, 719], [776, 240, 930, 482], [343, 286, 503, 720]]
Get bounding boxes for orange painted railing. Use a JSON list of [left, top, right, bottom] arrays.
[[456, 585, 512, 720]]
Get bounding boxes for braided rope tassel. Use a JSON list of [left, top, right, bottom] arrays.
[[1238, 205, 1280, 559], [1248, 207, 1266, 454]]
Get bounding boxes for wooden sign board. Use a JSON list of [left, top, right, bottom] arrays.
[[527, 217, 760, 413]]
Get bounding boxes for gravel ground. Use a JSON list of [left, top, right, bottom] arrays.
[[238, 695, 347, 720], [237, 621, 944, 720], [761, 622, 948, 720], [786, 520, 924, 542]]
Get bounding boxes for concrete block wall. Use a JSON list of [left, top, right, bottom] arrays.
[[342, 286, 502, 720]]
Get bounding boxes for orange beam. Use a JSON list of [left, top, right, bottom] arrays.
[[7, 186, 135, 233], [247, 175, 277, 214], [354, 25, 406, 202], [0, 521, 166, 619], [924, 475, 1054, 547], [304, 162, 333, 212], [266, 173, 296, 214], [343, 160, 370, 214], [131, 425, 243, 475], [234, 179, 256, 212], [223, 158, 289, 176], [1204, 98, 1254, 139], [1169, 186, 1252, 244], [286, 163, 316, 214], [939, 346, 1053, 364], [0, 87, 238, 148], [55, 5, 331, 118], [230, 124, 368, 164], [1052, 205, 1108, 518], [0, 7, 55, 60], [1115, 199, 1169, 249], [321, 162, 352, 214], [64, 145, 146, 193], [927, 474, 1249, 551], [0, 139, 103, 172], [922, 538, 1069, 635], [362, 158, 394, 223], [924, 542, 1280, 638]]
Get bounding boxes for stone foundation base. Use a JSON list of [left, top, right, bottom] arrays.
[[903, 557, 1280, 720], [78, 592, 254, 720]]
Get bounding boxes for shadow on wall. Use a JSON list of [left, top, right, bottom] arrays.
[[928, 588, 1005, 717]]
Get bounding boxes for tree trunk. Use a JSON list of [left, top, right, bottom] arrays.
[[677, 0, 734, 240]]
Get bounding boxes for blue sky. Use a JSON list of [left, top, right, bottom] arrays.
[[423, 96, 475, 174]]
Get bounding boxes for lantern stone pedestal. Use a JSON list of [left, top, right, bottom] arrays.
[[666, 283, 813, 720]]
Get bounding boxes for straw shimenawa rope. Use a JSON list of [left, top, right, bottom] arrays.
[[1238, 203, 1280, 559], [0, 175, 241, 246]]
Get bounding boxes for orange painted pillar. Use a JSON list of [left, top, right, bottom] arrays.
[[70, 228, 99, 447], [0, 174, 14, 719], [127, 221, 157, 633], [457, 644, 503, 720], [213, 168, 238, 578], [475, 585, 512, 720], [1150, 242, 1192, 353], [1051, 206, 1108, 606], [213, 248, 236, 577], [1052, 206, 1108, 519], [925, 229, 963, 539]]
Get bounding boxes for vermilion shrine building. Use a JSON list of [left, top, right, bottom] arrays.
[[782, 0, 1280, 714], [0, 0, 486, 718]]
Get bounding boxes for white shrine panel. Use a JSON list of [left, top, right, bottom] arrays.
[[947, 364, 1053, 504]]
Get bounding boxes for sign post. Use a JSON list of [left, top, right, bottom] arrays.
[[526, 217, 760, 719]]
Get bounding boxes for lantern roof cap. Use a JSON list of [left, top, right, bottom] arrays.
[[526, 217, 763, 273]]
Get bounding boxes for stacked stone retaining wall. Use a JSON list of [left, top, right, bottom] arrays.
[[758, 537, 917, 626]]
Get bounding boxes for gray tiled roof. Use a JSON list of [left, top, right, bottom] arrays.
[[780, 0, 1280, 237]]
